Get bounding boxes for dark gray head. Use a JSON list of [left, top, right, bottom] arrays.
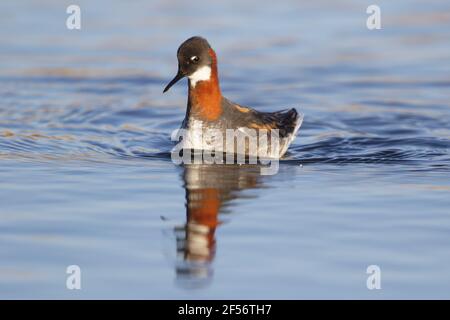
[[163, 37, 214, 93]]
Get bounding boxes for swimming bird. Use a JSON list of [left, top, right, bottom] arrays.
[[163, 36, 302, 158]]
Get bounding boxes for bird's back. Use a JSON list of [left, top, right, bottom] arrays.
[[181, 97, 302, 158]]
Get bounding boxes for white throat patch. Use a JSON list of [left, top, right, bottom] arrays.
[[188, 66, 211, 88]]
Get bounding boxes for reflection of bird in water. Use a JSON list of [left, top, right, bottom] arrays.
[[174, 164, 262, 289]]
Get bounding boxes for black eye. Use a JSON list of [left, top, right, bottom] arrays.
[[190, 56, 199, 63]]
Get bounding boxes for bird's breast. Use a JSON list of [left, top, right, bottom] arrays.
[[188, 73, 222, 121]]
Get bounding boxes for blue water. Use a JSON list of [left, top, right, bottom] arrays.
[[1, 0, 450, 299]]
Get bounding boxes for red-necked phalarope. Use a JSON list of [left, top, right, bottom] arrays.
[[163, 36, 303, 158]]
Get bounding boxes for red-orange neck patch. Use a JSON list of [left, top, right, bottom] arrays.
[[188, 48, 222, 121]]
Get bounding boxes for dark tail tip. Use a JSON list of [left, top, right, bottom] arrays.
[[287, 108, 299, 121]]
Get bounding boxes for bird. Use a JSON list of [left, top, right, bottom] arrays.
[[163, 36, 303, 159]]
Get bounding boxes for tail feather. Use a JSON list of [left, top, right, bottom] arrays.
[[278, 108, 303, 157], [277, 108, 300, 138]]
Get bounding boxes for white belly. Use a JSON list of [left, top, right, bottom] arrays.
[[174, 116, 303, 159]]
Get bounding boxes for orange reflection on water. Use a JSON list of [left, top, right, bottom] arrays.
[[174, 164, 262, 288]]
